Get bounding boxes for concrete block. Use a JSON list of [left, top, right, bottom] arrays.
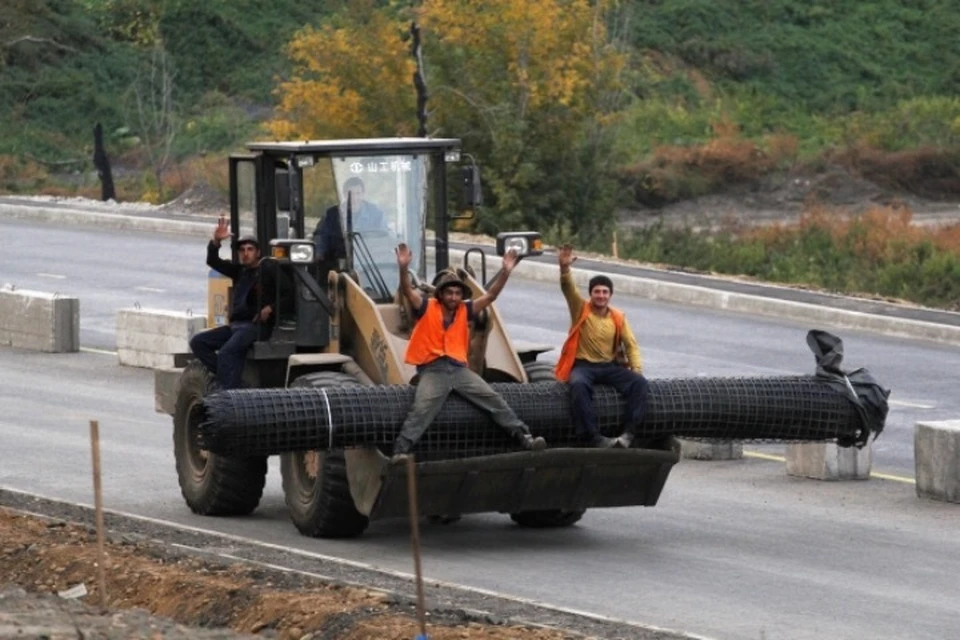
[[915, 420, 960, 504], [679, 439, 743, 460], [117, 308, 206, 337], [117, 348, 179, 369], [116, 308, 205, 368], [0, 288, 79, 352], [116, 331, 202, 354], [786, 441, 872, 480], [154, 366, 183, 415]]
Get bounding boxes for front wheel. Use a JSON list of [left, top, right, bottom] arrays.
[[280, 371, 370, 538], [173, 362, 267, 516]]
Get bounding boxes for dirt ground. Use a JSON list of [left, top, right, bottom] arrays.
[[0, 508, 582, 640]]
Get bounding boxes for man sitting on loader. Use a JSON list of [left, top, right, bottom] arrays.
[[391, 243, 547, 461], [555, 243, 649, 448], [189, 215, 278, 389]]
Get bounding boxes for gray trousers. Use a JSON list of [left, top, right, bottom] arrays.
[[394, 359, 530, 453]]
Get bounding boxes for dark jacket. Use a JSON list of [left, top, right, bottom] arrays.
[[312, 202, 387, 260], [206, 241, 278, 323]]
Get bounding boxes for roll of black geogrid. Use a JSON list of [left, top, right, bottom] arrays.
[[198, 376, 871, 458]]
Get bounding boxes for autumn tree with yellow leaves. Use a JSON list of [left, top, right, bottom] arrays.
[[268, 0, 630, 243]]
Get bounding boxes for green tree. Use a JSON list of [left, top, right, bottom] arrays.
[[267, 0, 630, 244]]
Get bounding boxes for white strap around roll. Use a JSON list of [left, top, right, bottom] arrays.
[[319, 388, 334, 451]]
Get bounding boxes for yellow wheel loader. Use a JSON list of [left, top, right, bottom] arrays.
[[156, 137, 679, 538]]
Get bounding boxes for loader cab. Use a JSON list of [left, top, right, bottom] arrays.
[[218, 138, 472, 385], [228, 138, 463, 296]]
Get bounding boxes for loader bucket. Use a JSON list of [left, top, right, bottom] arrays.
[[345, 443, 680, 521]]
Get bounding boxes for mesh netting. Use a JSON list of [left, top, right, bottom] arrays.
[[199, 376, 868, 459]]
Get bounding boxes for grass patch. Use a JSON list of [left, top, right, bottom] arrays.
[[621, 204, 960, 310]]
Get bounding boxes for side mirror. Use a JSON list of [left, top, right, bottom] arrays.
[[462, 165, 482, 207], [496, 231, 543, 258]]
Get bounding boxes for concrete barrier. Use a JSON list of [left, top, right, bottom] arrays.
[[117, 308, 206, 369], [0, 287, 79, 352], [154, 366, 183, 414], [915, 420, 960, 503], [786, 441, 872, 480], [0, 199, 211, 238]]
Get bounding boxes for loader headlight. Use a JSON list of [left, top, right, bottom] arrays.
[[289, 243, 315, 263], [496, 231, 543, 258]]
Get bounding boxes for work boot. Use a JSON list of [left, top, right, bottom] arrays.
[[519, 433, 547, 451], [616, 432, 635, 449], [591, 434, 617, 448]]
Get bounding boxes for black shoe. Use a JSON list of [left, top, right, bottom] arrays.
[[616, 432, 635, 449], [520, 434, 547, 451], [591, 435, 617, 449]]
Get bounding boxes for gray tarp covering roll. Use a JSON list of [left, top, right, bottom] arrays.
[[198, 331, 889, 458]]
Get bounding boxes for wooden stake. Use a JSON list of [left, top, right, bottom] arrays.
[[89, 420, 108, 607], [612, 229, 619, 259], [405, 455, 428, 639]]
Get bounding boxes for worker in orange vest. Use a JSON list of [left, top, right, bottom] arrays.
[[391, 243, 547, 461], [555, 244, 648, 448]]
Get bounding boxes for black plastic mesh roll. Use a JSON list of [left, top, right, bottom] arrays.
[[199, 376, 868, 458]]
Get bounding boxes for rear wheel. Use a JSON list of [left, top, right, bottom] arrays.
[[280, 371, 370, 538], [509, 361, 586, 529], [173, 362, 267, 515]]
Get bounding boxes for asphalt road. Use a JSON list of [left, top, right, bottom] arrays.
[[2, 217, 960, 640]]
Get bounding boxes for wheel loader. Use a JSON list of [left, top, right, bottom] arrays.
[[155, 137, 679, 538]]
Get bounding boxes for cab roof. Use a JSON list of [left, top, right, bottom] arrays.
[[245, 137, 461, 157]]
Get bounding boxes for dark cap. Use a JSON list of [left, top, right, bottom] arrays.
[[433, 271, 469, 299], [235, 235, 259, 250]]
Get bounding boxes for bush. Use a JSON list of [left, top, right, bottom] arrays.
[[617, 124, 797, 206]]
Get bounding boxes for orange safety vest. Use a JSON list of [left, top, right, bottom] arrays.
[[554, 303, 625, 382], [405, 299, 470, 366]]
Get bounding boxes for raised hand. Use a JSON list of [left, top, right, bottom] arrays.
[[213, 215, 231, 244], [395, 243, 413, 269], [558, 244, 577, 271], [502, 247, 519, 272]]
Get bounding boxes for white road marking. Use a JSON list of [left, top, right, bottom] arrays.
[[889, 399, 936, 409], [36, 272, 66, 279], [134, 286, 166, 293], [80, 347, 117, 356]]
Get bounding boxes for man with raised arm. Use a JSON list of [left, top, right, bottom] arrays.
[[189, 215, 278, 389], [555, 244, 648, 448], [391, 244, 547, 460]]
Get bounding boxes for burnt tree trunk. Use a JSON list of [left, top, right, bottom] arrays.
[[93, 122, 116, 201], [410, 22, 428, 138]]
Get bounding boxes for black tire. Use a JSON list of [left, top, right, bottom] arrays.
[[510, 509, 585, 528], [280, 371, 370, 538], [509, 361, 586, 529], [173, 362, 267, 516]]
